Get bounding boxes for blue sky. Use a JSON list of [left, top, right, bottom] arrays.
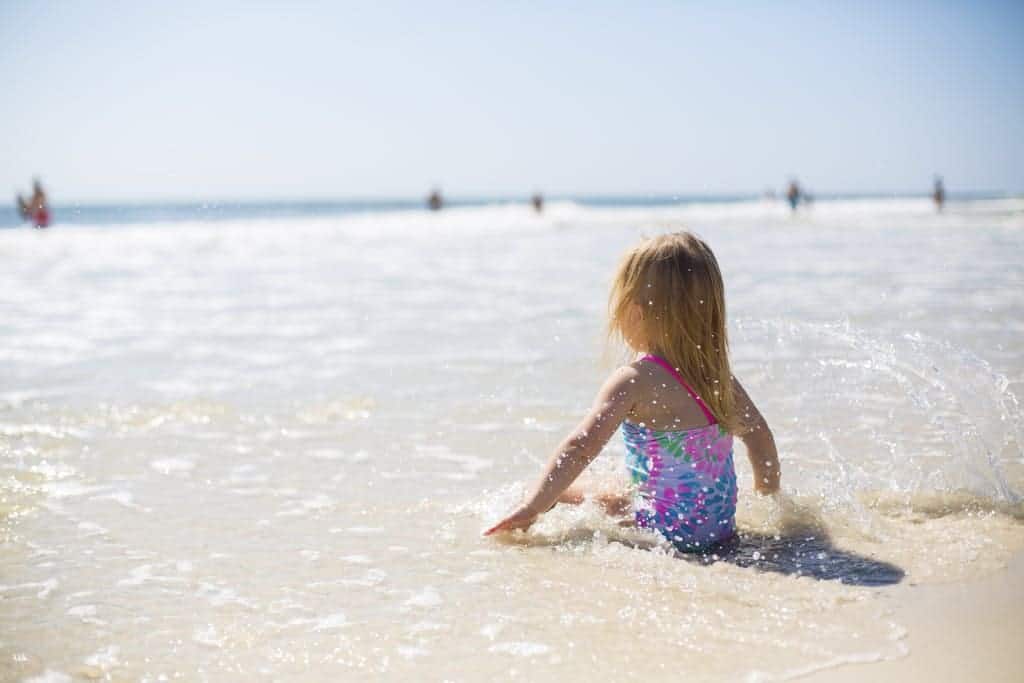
[[2, 1, 1022, 201]]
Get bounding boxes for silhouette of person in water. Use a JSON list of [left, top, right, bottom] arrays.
[[785, 179, 801, 212], [16, 178, 50, 228], [427, 188, 443, 211], [933, 176, 945, 212], [531, 192, 544, 213]]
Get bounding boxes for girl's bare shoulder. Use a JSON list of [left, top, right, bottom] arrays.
[[613, 359, 662, 396], [593, 363, 647, 398]]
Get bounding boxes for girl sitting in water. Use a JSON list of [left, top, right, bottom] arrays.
[[485, 232, 780, 551]]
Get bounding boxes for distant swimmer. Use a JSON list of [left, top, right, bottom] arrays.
[[785, 179, 801, 211], [933, 176, 945, 212], [531, 192, 544, 213], [16, 178, 50, 228], [427, 188, 443, 211]]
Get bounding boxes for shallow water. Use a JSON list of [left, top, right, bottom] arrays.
[[2, 198, 1023, 681]]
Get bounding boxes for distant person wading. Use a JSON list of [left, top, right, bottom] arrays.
[[427, 188, 443, 211], [933, 176, 946, 212], [16, 178, 50, 228], [785, 179, 801, 212], [531, 192, 544, 213]]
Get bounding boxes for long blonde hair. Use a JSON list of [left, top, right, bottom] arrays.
[[608, 232, 739, 433]]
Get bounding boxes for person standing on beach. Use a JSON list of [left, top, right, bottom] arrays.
[[16, 178, 51, 228], [933, 176, 945, 212], [531, 192, 544, 213], [485, 232, 781, 551]]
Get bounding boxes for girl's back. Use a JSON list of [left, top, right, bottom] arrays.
[[623, 354, 737, 550]]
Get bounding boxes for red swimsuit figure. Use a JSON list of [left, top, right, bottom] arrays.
[[32, 206, 50, 228], [17, 179, 50, 228]]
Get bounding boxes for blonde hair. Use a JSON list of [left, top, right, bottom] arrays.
[[608, 232, 739, 433]]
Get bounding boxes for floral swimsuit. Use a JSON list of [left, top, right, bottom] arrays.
[[623, 354, 738, 551]]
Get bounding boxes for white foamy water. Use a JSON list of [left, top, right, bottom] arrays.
[[1, 197, 1022, 681]]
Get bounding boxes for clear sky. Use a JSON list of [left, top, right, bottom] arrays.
[[2, 1, 1022, 201]]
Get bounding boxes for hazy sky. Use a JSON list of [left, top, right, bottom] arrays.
[[2, 1, 1022, 201]]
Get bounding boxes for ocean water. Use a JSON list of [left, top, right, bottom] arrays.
[[1, 196, 1022, 681]]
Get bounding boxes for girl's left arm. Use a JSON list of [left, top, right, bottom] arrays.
[[484, 366, 639, 535]]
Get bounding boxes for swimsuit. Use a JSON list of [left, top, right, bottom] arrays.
[[32, 208, 50, 228], [623, 354, 737, 552]]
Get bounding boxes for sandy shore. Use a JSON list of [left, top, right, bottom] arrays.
[[821, 551, 1024, 682]]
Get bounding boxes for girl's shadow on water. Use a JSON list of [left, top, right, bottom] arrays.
[[686, 529, 905, 586], [497, 521, 904, 587]]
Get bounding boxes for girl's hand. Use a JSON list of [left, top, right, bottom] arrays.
[[483, 504, 540, 536]]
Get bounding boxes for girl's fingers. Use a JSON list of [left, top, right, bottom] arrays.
[[482, 519, 509, 536], [483, 506, 539, 536], [483, 515, 530, 536]]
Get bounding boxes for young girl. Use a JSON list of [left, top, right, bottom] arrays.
[[484, 232, 780, 551]]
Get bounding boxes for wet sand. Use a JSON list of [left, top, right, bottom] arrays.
[[826, 551, 1024, 682]]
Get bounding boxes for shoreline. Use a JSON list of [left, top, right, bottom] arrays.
[[820, 550, 1024, 682]]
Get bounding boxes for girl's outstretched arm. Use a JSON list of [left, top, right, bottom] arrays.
[[484, 366, 640, 535], [733, 378, 781, 494]]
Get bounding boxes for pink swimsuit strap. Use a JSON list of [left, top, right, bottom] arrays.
[[640, 354, 717, 425]]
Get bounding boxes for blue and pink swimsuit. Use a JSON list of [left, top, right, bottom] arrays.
[[623, 354, 738, 551]]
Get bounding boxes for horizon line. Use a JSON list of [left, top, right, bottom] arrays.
[[34, 189, 1022, 207]]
